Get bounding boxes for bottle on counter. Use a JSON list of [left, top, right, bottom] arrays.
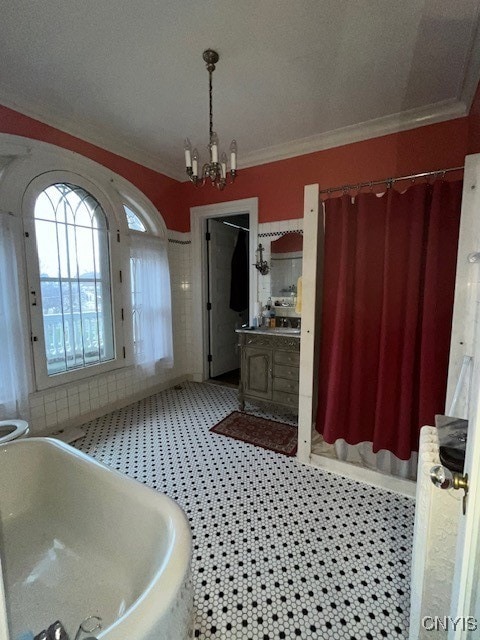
[[269, 305, 276, 328]]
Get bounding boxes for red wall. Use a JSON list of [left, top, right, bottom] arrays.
[[178, 118, 469, 230], [0, 101, 476, 232], [271, 231, 303, 254], [0, 105, 180, 230]]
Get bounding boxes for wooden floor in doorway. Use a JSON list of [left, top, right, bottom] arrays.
[[209, 368, 240, 388]]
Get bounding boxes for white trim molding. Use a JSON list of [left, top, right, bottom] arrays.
[[238, 99, 468, 171], [307, 453, 416, 498], [460, 4, 480, 111], [190, 198, 258, 383], [0, 89, 472, 183], [297, 185, 322, 464]]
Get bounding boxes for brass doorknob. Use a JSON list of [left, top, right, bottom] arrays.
[[430, 465, 469, 514], [430, 465, 468, 491]]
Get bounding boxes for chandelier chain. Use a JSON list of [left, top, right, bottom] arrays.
[[209, 70, 213, 139]]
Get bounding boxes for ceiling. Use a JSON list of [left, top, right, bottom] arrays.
[[1, 0, 479, 180]]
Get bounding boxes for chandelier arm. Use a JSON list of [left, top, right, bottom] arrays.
[[192, 176, 207, 188]]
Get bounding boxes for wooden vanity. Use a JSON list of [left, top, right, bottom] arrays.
[[236, 329, 300, 413]]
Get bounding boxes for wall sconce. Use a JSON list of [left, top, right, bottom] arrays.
[[254, 243, 270, 275]]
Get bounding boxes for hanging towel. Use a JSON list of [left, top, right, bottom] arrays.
[[230, 230, 249, 312], [295, 276, 302, 314]]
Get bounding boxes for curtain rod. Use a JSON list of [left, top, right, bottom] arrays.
[[222, 220, 250, 232], [319, 166, 464, 195]]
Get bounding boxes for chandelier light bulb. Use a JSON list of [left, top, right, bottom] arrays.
[[220, 152, 227, 179], [230, 139, 237, 171], [184, 138, 192, 168], [210, 132, 219, 163], [192, 148, 199, 177]]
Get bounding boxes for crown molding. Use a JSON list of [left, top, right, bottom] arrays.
[[0, 86, 185, 181], [235, 99, 468, 172], [0, 85, 468, 185], [460, 5, 480, 110]]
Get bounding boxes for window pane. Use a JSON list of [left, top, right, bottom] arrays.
[[124, 205, 146, 232], [34, 183, 114, 376], [130, 256, 141, 357]]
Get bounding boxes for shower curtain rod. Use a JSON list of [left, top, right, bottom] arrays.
[[319, 165, 464, 195]]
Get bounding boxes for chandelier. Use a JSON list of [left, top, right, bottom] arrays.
[[184, 49, 237, 190]]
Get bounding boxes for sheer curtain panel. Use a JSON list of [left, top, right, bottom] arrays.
[[130, 234, 173, 374], [0, 212, 29, 419]]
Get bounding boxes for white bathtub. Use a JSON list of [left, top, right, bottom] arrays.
[[0, 438, 192, 640]]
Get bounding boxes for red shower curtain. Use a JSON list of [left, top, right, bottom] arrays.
[[316, 180, 462, 460]]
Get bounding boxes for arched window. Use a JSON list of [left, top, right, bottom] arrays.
[[0, 137, 173, 395], [22, 174, 126, 389], [33, 183, 115, 376]]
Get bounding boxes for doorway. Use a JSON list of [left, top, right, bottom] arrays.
[[207, 215, 250, 386], [190, 198, 259, 383]]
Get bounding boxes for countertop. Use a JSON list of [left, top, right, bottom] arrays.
[[235, 327, 301, 338]]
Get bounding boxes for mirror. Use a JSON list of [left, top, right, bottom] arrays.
[[270, 232, 303, 303]]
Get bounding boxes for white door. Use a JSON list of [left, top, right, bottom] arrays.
[[208, 219, 244, 377], [444, 153, 480, 639]]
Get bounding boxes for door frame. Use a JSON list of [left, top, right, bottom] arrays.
[[447, 153, 480, 639], [190, 198, 258, 382]]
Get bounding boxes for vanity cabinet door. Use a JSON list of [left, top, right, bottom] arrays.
[[243, 347, 273, 400]]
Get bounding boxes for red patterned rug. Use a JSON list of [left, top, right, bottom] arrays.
[[210, 411, 297, 456]]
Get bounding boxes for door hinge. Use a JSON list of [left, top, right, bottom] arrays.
[[205, 231, 211, 241], [30, 333, 38, 343], [119, 270, 123, 283], [117, 230, 121, 243], [206, 302, 212, 311], [123, 346, 126, 359], [208, 354, 213, 362], [24, 231, 30, 238], [121, 307, 124, 321]]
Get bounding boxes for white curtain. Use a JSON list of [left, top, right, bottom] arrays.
[[0, 212, 29, 419], [130, 233, 173, 373], [333, 439, 418, 480]]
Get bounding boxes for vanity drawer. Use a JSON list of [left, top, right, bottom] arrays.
[[272, 390, 298, 408], [273, 377, 299, 395], [274, 364, 299, 381], [274, 350, 300, 366]]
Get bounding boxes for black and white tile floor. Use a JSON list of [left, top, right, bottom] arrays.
[[76, 381, 415, 640]]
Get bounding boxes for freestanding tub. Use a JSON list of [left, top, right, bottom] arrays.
[[0, 438, 192, 640]]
